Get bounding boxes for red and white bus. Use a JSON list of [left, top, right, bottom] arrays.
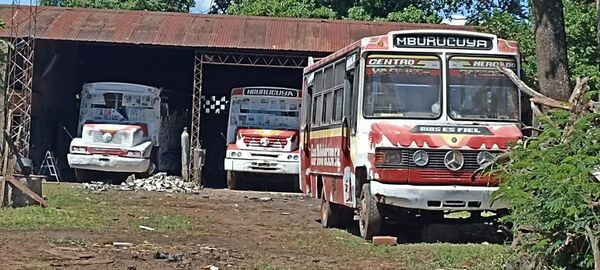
[[224, 87, 302, 190], [300, 30, 522, 239]]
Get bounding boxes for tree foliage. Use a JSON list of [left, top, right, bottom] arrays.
[[227, 0, 336, 19], [217, 0, 526, 24], [494, 107, 600, 268], [41, 0, 195, 12]]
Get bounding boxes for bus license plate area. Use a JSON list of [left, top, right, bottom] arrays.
[[250, 161, 278, 171]]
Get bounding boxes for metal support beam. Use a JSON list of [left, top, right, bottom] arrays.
[[189, 52, 203, 185], [201, 51, 308, 68], [188, 50, 311, 185]]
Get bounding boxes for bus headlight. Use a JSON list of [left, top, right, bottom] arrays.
[[412, 150, 429, 167], [71, 146, 87, 154], [375, 149, 402, 166], [125, 151, 143, 158], [477, 151, 494, 166]]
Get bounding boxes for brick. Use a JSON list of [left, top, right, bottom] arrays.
[[372, 236, 397, 246]]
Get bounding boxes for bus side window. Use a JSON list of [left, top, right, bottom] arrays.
[[346, 67, 359, 135]]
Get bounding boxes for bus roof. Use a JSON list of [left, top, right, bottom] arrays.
[[304, 29, 519, 74], [83, 82, 162, 95]]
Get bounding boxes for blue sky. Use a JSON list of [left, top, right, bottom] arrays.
[[191, 0, 212, 14], [0, 0, 213, 13]]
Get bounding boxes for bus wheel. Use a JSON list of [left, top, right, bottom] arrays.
[[321, 189, 340, 228], [227, 171, 240, 190], [359, 183, 382, 240]]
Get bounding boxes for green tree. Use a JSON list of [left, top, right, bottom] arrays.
[[346, 6, 371, 20], [227, 0, 336, 19], [220, 0, 527, 24], [41, 0, 195, 12], [384, 5, 441, 23], [209, 0, 231, 14]]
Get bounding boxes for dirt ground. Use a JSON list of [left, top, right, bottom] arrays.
[[0, 184, 507, 270]]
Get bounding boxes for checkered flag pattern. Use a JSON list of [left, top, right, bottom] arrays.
[[202, 95, 229, 114]]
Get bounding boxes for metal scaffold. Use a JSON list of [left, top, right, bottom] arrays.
[[3, 0, 37, 165]]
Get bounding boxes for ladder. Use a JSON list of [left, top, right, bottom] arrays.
[[38, 150, 61, 182]]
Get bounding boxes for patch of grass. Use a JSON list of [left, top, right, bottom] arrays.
[[131, 214, 193, 232], [0, 184, 200, 232], [0, 206, 110, 230], [295, 229, 508, 270], [50, 236, 89, 247], [0, 185, 114, 230]]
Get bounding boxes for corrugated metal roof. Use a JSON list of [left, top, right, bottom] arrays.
[[0, 5, 474, 53]]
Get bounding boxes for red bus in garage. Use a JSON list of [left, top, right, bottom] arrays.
[[300, 30, 522, 239]]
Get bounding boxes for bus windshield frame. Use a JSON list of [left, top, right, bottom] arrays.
[[227, 94, 301, 143], [447, 55, 520, 122], [362, 53, 443, 120]]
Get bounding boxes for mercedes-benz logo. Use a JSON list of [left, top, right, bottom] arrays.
[[102, 132, 113, 143], [413, 150, 429, 167], [259, 137, 270, 147], [444, 150, 464, 171]]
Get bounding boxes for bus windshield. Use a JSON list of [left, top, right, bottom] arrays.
[[448, 57, 519, 121], [227, 95, 301, 142], [363, 55, 441, 119]]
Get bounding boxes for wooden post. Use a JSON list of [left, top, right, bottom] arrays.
[[1, 129, 47, 208], [0, 109, 13, 207]]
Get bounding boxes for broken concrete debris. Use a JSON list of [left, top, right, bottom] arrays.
[[81, 181, 111, 192], [120, 173, 200, 193], [80, 173, 200, 193], [139, 225, 155, 231], [154, 251, 184, 263]]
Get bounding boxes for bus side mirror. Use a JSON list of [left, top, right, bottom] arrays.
[[302, 123, 310, 152], [342, 116, 350, 152]]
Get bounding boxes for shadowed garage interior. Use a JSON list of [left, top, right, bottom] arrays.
[[0, 5, 467, 185]]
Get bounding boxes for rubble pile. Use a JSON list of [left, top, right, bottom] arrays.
[[120, 173, 200, 193], [81, 181, 112, 192]]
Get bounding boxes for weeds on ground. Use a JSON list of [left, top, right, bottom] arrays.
[[294, 229, 508, 270], [0, 184, 196, 232]]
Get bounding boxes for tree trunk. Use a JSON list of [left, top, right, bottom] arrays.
[[597, 0, 599, 69], [532, 0, 571, 101]]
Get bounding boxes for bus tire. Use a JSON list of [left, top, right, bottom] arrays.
[[359, 183, 382, 240], [227, 171, 240, 190], [321, 188, 340, 228]]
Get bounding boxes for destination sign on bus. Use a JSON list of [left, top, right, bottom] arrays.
[[243, 88, 298, 97], [412, 125, 493, 135], [393, 33, 493, 50]]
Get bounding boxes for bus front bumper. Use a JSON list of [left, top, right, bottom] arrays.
[[224, 158, 299, 175], [370, 181, 507, 211], [68, 153, 150, 173]]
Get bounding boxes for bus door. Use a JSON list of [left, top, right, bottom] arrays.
[[341, 54, 358, 205]]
